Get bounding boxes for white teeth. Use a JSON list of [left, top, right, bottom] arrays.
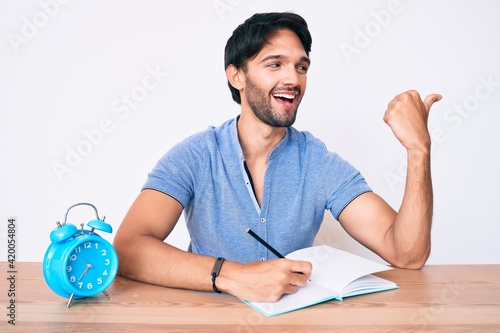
[[273, 93, 295, 100]]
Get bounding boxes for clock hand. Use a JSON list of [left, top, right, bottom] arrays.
[[77, 263, 94, 281], [77, 266, 89, 281], [75, 256, 90, 265]]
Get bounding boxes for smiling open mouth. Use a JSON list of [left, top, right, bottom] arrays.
[[272, 92, 296, 106]]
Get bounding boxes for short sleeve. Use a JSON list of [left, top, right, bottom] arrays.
[[322, 152, 372, 220], [142, 134, 206, 208]]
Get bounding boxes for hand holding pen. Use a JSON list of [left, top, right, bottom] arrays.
[[212, 228, 312, 302]]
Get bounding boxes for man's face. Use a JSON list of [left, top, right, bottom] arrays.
[[241, 29, 310, 127]]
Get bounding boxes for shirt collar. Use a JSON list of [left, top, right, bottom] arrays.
[[230, 116, 291, 161]]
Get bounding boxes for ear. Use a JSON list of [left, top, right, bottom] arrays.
[[226, 64, 245, 90]]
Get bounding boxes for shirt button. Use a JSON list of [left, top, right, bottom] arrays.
[[260, 218, 266, 223], [260, 258, 265, 261]]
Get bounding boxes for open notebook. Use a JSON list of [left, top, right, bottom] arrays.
[[241, 245, 398, 316]]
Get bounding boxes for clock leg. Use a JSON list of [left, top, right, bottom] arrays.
[[102, 290, 110, 298], [67, 293, 75, 308]]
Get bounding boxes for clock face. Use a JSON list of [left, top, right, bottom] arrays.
[[65, 238, 117, 296]]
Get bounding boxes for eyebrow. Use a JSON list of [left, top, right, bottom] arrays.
[[259, 54, 311, 66]]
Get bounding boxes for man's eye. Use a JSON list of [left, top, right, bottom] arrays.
[[269, 63, 281, 68], [297, 65, 308, 73]]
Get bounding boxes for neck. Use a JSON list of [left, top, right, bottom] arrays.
[[236, 112, 286, 159]]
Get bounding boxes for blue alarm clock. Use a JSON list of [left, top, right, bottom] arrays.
[[42, 203, 119, 307]]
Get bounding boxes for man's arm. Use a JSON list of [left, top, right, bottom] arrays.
[[338, 90, 441, 269], [113, 189, 312, 302]]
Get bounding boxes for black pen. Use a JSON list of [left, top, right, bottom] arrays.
[[245, 228, 285, 258], [246, 228, 311, 280]]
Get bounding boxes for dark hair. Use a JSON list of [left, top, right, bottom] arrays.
[[224, 12, 312, 104]]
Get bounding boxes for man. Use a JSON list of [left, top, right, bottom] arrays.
[[113, 12, 441, 302]]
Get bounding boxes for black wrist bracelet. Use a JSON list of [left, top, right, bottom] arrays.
[[211, 257, 225, 293]]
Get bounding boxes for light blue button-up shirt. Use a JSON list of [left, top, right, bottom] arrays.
[[143, 117, 371, 263]]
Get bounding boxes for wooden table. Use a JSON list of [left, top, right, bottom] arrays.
[[1, 263, 499, 332]]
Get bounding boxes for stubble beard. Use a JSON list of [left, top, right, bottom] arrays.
[[244, 77, 301, 128]]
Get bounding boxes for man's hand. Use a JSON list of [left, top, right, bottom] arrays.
[[115, 190, 312, 303], [383, 90, 442, 153], [217, 258, 312, 302]]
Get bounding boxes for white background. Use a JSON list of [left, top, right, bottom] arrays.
[[1, 0, 499, 264]]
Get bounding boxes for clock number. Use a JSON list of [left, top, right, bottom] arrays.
[[101, 249, 107, 256], [70, 254, 77, 261], [67, 266, 72, 273], [103, 269, 108, 276], [84, 241, 92, 249], [97, 278, 103, 285], [95, 243, 99, 249], [87, 283, 93, 290], [78, 282, 83, 289], [70, 276, 76, 282], [105, 259, 110, 266], [75, 246, 81, 253]]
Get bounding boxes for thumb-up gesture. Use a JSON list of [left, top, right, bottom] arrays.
[[384, 90, 442, 153]]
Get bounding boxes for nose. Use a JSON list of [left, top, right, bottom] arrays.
[[281, 65, 301, 87]]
